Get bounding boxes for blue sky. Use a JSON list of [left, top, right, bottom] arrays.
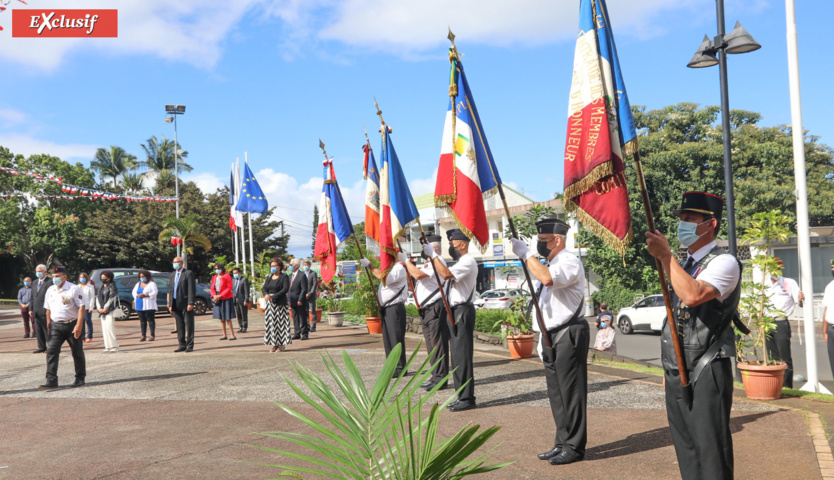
[[1, 0, 831, 256]]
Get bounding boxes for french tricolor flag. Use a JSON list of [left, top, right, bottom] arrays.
[[434, 54, 502, 251], [313, 158, 354, 285]]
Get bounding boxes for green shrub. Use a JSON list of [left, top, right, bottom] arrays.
[[592, 286, 643, 315], [474, 309, 511, 335], [405, 304, 419, 317]]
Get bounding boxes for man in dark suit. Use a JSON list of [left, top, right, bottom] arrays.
[[231, 267, 250, 333], [303, 260, 318, 333], [288, 259, 309, 340], [168, 256, 196, 352], [31, 264, 50, 354]]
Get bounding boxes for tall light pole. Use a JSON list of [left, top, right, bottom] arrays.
[[687, 0, 761, 256], [165, 104, 186, 258]]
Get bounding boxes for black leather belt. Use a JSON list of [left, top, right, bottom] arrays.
[[546, 316, 579, 336]]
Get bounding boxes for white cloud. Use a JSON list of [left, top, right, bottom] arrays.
[[0, 132, 99, 160], [182, 172, 225, 195], [0, 108, 28, 128], [408, 168, 437, 197]]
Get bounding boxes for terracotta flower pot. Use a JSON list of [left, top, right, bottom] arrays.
[[310, 308, 322, 323], [738, 362, 787, 400], [365, 316, 382, 334], [507, 334, 535, 359]]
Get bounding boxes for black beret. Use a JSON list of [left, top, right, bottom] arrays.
[[446, 229, 470, 242], [52, 266, 68, 275], [535, 218, 570, 235], [673, 191, 724, 220]]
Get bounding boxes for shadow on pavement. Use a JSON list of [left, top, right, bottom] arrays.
[[585, 411, 777, 461], [0, 371, 208, 396], [473, 358, 515, 368]]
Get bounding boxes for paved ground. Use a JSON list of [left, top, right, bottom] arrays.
[[0, 309, 826, 479]]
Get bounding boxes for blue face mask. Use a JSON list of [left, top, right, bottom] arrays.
[[173, 263, 181, 271], [36, 272, 44, 279], [215, 269, 222, 275], [139, 277, 147, 282], [677, 220, 710, 248], [79, 278, 87, 284], [270, 267, 278, 274], [24, 281, 31, 287], [233, 273, 240, 279], [52, 277, 63, 286], [302, 266, 309, 272], [287, 265, 294, 273], [600, 322, 608, 329]]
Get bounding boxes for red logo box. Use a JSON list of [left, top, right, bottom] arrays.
[[12, 9, 117, 37]]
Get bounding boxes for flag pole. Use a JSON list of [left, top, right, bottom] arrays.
[[237, 158, 247, 275], [446, 30, 541, 337], [364, 125, 421, 310], [233, 163, 240, 268], [246, 152, 256, 279], [318, 140, 383, 313]]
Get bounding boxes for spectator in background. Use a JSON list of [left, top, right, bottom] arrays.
[[595, 303, 614, 330], [823, 262, 834, 380], [303, 260, 319, 333], [231, 267, 250, 333], [764, 258, 803, 388], [77, 273, 96, 344], [133, 270, 158, 342], [262, 258, 291, 352], [211, 263, 237, 341], [593, 312, 617, 354], [169, 256, 197, 353], [288, 259, 309, 341], [32, 264, 50, 354], [18, 277, 33, 338], [96, 270, 120, 353]]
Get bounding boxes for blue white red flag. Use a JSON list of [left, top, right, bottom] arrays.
[[363, 142, 381, 245], [378, 127, 419, 282], [434, 54, 502, 250], [314, 159, 355, 285], [562, 0, 635, 255]]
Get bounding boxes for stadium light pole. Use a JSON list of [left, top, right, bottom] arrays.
[[687, 0, 760, 256], [165, 104, 186, 258]]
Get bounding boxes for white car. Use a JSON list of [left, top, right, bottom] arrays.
[[478, 289, 530, 310], [616, 295, 666, 334]]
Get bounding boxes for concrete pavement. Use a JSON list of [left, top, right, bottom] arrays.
[[0, 309, 827, 479]]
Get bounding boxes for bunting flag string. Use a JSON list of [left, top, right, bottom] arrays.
[[0, 166, 177, 202]]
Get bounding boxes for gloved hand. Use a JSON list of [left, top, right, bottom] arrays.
[[360, 258, 371, 268], [422, 243, 437, 259], [397, 251, 408, 264], [511, 238, 532, 262]]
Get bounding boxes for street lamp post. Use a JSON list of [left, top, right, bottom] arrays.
[[687, 0, 761, 256], [165, 104, 186, 258]]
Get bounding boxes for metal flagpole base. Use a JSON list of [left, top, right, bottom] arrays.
[[799, 382, 833, 394]]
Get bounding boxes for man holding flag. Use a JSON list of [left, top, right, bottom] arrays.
[[359, 121, 420, 377]]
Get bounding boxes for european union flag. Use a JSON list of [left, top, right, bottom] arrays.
[[235, 163, 268, 215]]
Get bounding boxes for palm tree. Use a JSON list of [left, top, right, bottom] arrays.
[[90, 146, 138, 188], [121, 172, 146, 193], [158, 215, 211, 269], [140, 135, 192, 179]]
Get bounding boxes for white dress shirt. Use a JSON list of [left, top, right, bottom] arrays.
[[531, 249, 585, 333], [447, 253, 478, 307], [415, 257, 447, 306], [823, 280, 834, 322], [683, 241, 740, 301], [79, 283, 96, 311], [45, 281, 85, 323], [765, 275, 800, 318], [378, 263, 408, 305]]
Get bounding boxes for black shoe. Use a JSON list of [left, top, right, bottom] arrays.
[[242, 328, 247, 333], [292, 334, 301, 340], [185, 348, 193, 352], [71, 379, 85, 388], [310, 327, 316, 332], [24, 333, 30, 338], [237, 328, 242, 333], [39, 382, 58, 390], [548, 449, 583, 466], [171, 330, 178, 334], [301, 335, 309, 340], [174, 347, 186, 352], [420, 380, 435, 389], [33, 349, 46, 354], [538, 446, 563, 461], [449, 402, 477, 413], [219, 337, 228, 340]]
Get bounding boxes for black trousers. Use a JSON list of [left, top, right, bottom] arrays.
[[765, 319, 793, 388], [292, 302, 309, 336], [309, 298, 317, 331], [542, 320, 589, 456], [46, 320, 86, 383], [381, 302, 407, 372], [827, 325, 834, 381], [449, 303, 476, 405], [34, 311, 48, 351], [138, 310, 156, 337], [234, 299, 248, 330], [665, 358, 734, 480], [420, 301, 449, 385], [171, 307, 195, 350]]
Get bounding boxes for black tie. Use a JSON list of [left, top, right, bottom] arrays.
[[682, 256, 695, 272]]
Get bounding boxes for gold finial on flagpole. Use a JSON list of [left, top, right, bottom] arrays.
[[318, 139, 329, 163], [374, 97, 385, 127], [363, 124, 370, 144]]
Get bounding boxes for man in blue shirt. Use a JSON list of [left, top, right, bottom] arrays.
[[18, 277, 33, 338]]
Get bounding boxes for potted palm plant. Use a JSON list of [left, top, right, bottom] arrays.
[[355, 272, 382, 334], [493, 300, 534, 358], [736, 210, 791, 400]]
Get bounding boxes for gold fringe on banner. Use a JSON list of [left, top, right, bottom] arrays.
[[571, 204, 633, 257], [563, 161, 615, 201], [621, 139, 638, 159], [438, 205, 488, 254]]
